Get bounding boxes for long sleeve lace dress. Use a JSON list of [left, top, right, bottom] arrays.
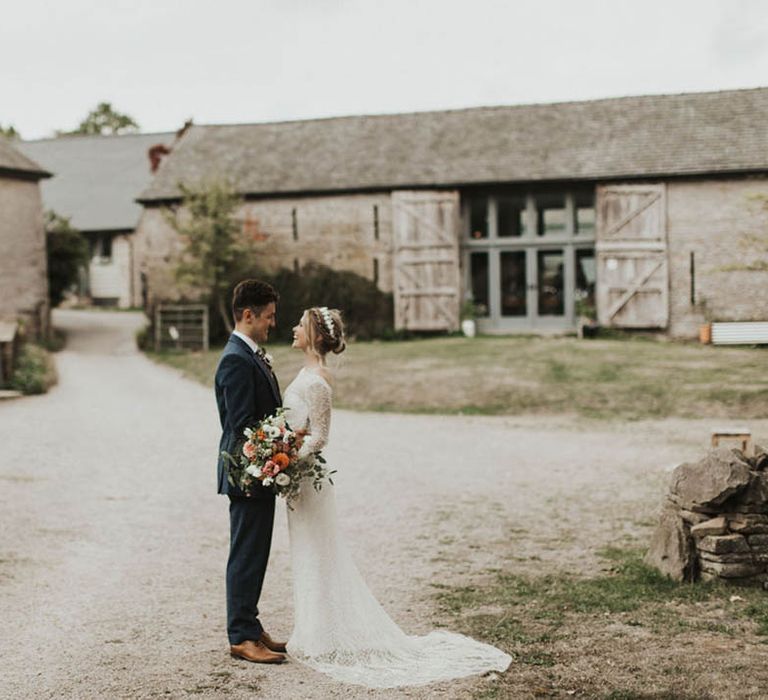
[[283, 367, 511, 688]]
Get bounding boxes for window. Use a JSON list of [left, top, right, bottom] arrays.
[[90, 233, 113, 263], [537, 195, 566, 237], [575, 249, 596, 309], [537, 250, 565, 315], [575, 193, 595, 235], [500, 251, 527, 316], [470, 252, 490, 316], [468, 198, 488, 239], [373, 205, 380, 241], [292, 208, 298, 241], [498, 196, 526, 238]]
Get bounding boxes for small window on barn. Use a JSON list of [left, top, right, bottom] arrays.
[[373, 205, 380, 241], [91, 233, 113, 263], [292, 208, 298, 241], [574, 193, 595, 235], [536, 195, 566, 237], [497, 196, 526, 238], [468, 198, 488, 239]]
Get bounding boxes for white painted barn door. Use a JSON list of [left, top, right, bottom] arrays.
[[391, 190, 461, 331], [595, 184, 669, 328]]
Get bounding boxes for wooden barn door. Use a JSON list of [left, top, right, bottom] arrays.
[[392, 190, 461, 331], [595, 184, 669, 328]]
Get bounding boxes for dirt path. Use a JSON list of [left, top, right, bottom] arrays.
[[1, 309, 765, 699]]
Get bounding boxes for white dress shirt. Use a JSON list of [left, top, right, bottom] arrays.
[[232, 330, 259, 355]]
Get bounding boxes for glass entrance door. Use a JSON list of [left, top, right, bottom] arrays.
[[469, 246, 576, 332], [536, 249, 565, 322], [499, 251, 527, 318], [463, 190, 595, 333]]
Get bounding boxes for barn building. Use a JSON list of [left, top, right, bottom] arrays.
[[0, 139, 50, 339], [135, 87, 768, 338], [19, 132, 175, 308]]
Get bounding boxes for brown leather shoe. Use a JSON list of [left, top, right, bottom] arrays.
[[230, 639, 285, 664], [259, 630, 287, 654]]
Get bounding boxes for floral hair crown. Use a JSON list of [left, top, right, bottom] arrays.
[[317, 306, 335, 339]]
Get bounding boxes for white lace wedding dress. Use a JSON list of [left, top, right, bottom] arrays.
[[282, 367, 512, 688]]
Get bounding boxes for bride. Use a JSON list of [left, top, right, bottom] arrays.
[[281, 306, 511, 688]]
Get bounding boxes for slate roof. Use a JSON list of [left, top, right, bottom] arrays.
[[138, 87, 768, 202], [0, 139, 49, 179], [18, 132, 174, 231]]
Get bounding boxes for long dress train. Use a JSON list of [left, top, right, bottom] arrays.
[[283, 368, 511, 688]]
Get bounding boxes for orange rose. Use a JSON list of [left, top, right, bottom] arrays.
[[273, 453, 290, 471]]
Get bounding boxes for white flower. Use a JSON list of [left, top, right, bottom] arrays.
[[244, 427, 253, 438], [245, 464, 261, 477], [262, 477, 274, 486], [272, 413, 286, 428], [275, 473, 290, 486]]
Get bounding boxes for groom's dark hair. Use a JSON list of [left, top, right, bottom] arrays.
[[232, 279, 279, 321]]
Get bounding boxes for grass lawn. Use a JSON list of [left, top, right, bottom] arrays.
[[149, 335, 768, 419], [435, 548, 768, 699]]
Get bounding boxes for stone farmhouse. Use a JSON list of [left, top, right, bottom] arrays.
[[0, 139, 50, 339], [135, 87, 768, 338], [19, 132, 175, 308]]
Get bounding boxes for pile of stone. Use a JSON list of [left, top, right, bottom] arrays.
[[646, 445, 768, 585]]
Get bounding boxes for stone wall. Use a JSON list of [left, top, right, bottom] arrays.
[[132, 193, 394, 308], [647, 446, 768, 585], [666, 177, 768, 338], [0, 176, 49, 338]]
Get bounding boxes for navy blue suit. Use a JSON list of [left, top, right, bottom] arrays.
[[215, 334, 281, 644]]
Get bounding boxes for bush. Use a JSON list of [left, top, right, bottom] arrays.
[[41, 328, 67, 352], [46, 212, 89, 307], [135, 324, 152, 351], [259, 263, 394, 343], [9, 344, 57, 395], [145, 263, 395, 349]]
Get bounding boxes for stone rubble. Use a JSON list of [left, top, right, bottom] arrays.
[[646, 445, 768, 586]]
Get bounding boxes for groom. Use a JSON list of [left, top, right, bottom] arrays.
[[215, 279, 286, 664]]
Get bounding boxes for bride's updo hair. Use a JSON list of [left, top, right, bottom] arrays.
[[303, 307, 346, 361]]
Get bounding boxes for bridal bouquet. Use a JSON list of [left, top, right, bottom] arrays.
[[222, 408, 333, 505]]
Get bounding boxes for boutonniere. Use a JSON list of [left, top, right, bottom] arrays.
[[255, 347, 274, 370]]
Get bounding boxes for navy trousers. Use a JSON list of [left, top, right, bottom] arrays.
[[226, 495, 275, 645]]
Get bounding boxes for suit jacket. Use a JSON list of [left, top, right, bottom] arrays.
[[214, 334, 282, 499]]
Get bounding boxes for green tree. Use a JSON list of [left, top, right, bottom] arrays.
[[0, 123, 19, 139], [63, 102, 139, 136], [46, 212, 89, 307], [168, 180, 254, 334]]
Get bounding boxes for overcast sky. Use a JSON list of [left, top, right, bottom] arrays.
[[2, 0, 767, 139]]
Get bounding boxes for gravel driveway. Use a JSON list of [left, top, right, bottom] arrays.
[[2, 309, 765, 700]]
